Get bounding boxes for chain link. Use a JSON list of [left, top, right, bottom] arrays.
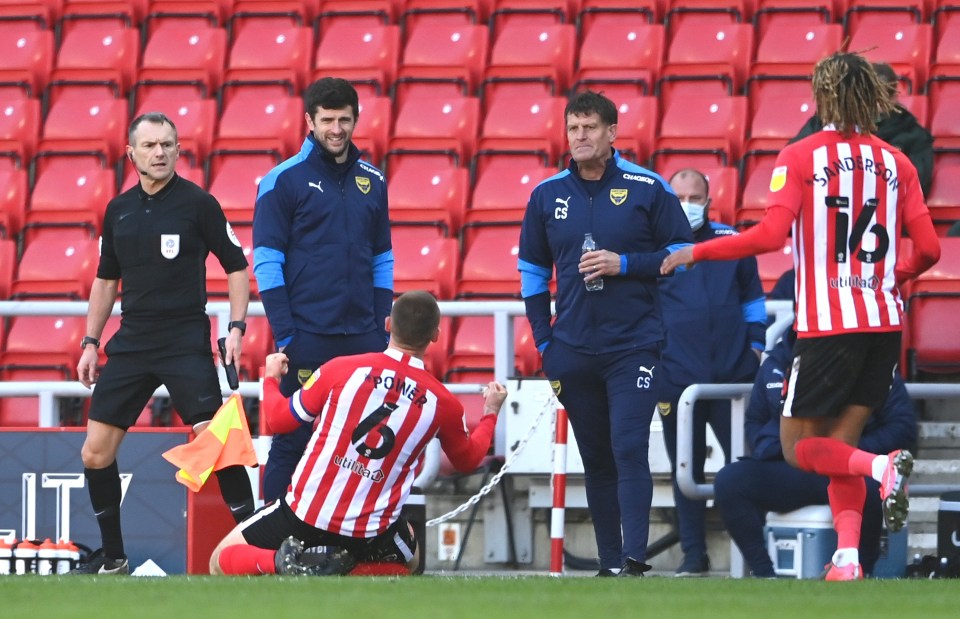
[[425, 392, 558, 527]]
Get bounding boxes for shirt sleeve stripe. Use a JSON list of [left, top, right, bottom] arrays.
[[372, 250, 395, 289], [742, 297, 767, 323], [292, 391, 315, 425], [518, 259, 551, 297], [253, 246, 286, 292]]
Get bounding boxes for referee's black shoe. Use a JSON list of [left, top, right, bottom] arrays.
[[618, 557, 652, 577]]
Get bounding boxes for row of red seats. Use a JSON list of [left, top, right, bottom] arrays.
[[3, 0, 958, 33], [3, 8, 958, 105]]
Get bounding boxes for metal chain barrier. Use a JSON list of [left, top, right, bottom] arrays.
[[425, 392, 558, 527]]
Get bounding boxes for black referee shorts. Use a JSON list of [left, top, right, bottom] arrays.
[[239, 499, 417, 565], [782, 331, 902, 419], [88, 351, 222, 430]]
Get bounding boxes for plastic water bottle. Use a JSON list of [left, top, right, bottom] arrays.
[[37, 539, 57, 575], [582, 233, 603, 292], [58, 540, 80, 574], [0, 538, 13, 575], [14, 539, 39, 575], [54, 540, 73, 575]]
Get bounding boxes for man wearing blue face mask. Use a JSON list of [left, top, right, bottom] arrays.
[[656, 168, 767, 576]]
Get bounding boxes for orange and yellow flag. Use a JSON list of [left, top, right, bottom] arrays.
[[161, 393, 258, 492]]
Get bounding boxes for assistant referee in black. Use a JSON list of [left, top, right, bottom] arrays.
[[72, 112, 255, 574]]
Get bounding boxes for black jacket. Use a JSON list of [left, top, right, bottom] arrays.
[[789, 105, 934, 196]]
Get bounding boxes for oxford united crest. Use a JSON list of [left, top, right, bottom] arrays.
[[609, 188, 628, 205], [355, 176, 371, 194]]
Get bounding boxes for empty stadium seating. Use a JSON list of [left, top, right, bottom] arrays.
[[11, 235, 100, 299], [905, 237, 960, 378], [388, 165, 469, 234], [391, 228, 459, 299]]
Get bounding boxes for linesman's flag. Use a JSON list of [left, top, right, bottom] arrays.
[[161, 393, 258, 491]]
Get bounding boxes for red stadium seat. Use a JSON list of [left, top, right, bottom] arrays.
[[229, 0, 310, 34], [615, 97, 659, 165], [11, 236, 100, 299], [315, 0, 395, 34], [207, 150, 278, 224], [579, 0, 661, 27], [388, 96, 481, 166], [0, 367, 67, 427], [738, 155, 777, 225], [457, 223, 522, 299], [313, 24, 400, 95], [489, 0, 572, 40], [848, 22, 933, 93], [397, 23, 489, 96], [844, 2, 925, 35], [51, 18, 139, 95], [478, 96, 567, 166], [485, 23, 577, 93], [0, 167, 27, 239], [0, 98, 41, 167], [0, 313, 87, 426], [387, 165, 469, 235], [24, 158, 114, 241], [905, 237, 960, 377], [654, 95, 747, 168], [752, 2, 831, 43], [142, 0, 223, 37], [38, 95, 128, 164], [928, 77, 960, 147], [662, 22, 753, 91], [140, 22, 227, 94], [0, 28, 53, 98], [746, 92, 816, 154], [751, 22, 843, 78], [0, 315, 87, 370], [214, 95, 303, 159], [466, 165, 554, 226], [575, 21, 665, 95], [392, 234, 459, 299], [755, 241, 794, 294], [932, 7, 960, 78], [224, 24, 313, 93], [926, 164, 960, 230], [402, 0, 491, 26]]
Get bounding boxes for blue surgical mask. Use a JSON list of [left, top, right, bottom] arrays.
[[680, 201, 707, 231]]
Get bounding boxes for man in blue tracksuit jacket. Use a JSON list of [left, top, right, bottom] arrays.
[[518, 91, 694, 576], [714, 327, 916, 577], [253, 78, 394, 502], [657, 168, 767, 576]]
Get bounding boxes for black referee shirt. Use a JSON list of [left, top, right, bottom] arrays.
[[98, 174, 248, 322]]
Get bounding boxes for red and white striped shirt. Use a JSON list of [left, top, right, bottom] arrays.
[[769, 128, 929, 335], [262, 348, 496, 537]]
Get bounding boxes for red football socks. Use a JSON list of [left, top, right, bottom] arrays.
[[794, 437, 875, 477], [218, 545, 277, 575], [828, 475, 866, 550]]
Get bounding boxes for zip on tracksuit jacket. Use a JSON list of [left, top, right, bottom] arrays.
[[518, 151, 694, 353], [657, 221, 767, 401], [252, 136, 394, 349]]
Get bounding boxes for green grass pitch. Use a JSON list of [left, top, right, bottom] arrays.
[[1, 575, 956, 619]]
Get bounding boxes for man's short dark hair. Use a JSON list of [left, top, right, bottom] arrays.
[[565, 90, 618, 126], [128, 112, 177, 145], [390, 291, 441, 350], [304, 77, 360, 120]]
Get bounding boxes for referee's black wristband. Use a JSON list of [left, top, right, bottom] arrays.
[[227, 320, 247, 336]]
